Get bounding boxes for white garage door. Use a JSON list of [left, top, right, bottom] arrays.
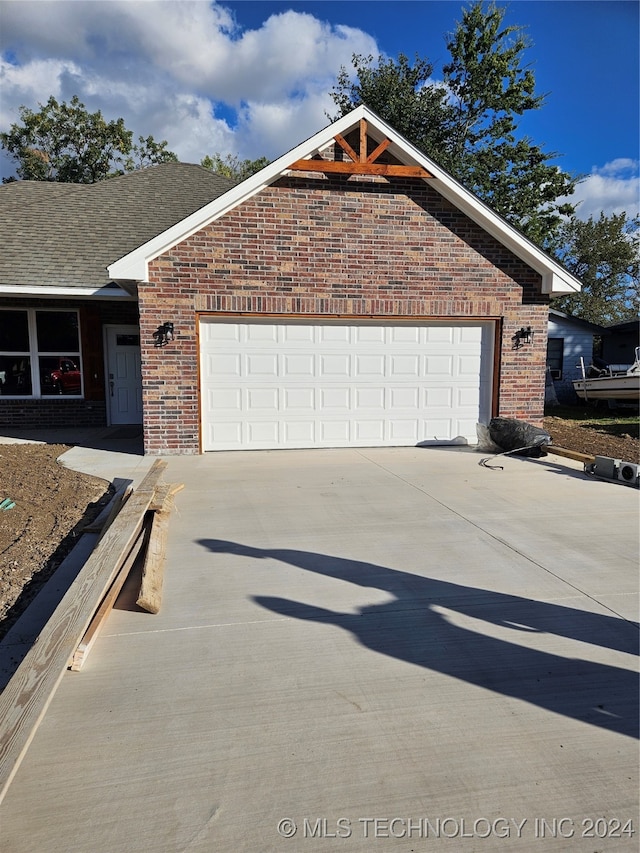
[[200, 319, 494, 451]]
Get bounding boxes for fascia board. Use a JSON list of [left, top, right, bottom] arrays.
[[0, 284, 135, 300]]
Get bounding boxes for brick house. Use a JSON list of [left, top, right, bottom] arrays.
[[1, 106, 581, 455]]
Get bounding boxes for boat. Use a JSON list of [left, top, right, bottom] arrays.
[[573, 347, 640, 401]]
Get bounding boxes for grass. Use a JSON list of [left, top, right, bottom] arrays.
[[544, 404, 639, 439]]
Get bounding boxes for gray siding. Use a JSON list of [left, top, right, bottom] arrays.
[[548, 316, 595, 403]]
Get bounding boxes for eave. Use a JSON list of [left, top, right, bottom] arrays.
[[0, 284, 136, 300]]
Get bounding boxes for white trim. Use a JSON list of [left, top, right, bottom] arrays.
[[108, 105, 581, 296], [0, 284, 135, 300]]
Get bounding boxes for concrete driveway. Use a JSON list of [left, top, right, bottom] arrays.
[[1, 446, 638, 851]]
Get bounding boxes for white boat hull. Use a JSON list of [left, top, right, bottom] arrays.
[[573, 373, 640, 401]]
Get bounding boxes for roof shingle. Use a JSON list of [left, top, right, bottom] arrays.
[[0, 163, 236, 289]]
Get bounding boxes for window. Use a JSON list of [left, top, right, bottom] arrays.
[[546, 338, 564, 380], [0, 309, 83, 397]]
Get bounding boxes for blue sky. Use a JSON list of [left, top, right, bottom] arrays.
[[1, 0, 638, 219]]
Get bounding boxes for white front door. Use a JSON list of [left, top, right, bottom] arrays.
[[200, 319, 494, 451], [105, 325, 143, 425]]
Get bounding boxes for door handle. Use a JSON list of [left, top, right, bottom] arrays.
[[109, 373, 114, 397]]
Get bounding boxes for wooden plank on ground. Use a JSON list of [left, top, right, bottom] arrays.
[[69, 523, 150, 672], [548, 446, 594, 464], [136, 493, 176, 615], [0, 459, 167, 805], [93, 486, 133, 541]]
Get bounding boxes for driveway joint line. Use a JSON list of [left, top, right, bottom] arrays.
[[356, 450, 635, 626]]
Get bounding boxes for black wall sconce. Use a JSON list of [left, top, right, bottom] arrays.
[[153, 321, 175, 347], [511, 326, 533, 349]]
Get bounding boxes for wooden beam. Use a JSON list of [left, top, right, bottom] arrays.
[[136, 493, 176, 615], [69, 524, 149, 671], [548, 446, 595, 465], [333, 133, 359, 163], [359, 119, 367, 162], [366, 138, 390, 163], [288, 160, 433, 178], [0, 459, 167, 805], [94, 486, 133, 543]]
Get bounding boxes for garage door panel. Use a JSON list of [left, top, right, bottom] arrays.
[[208, 422, 243, 445], [320, 326, 351, 344], [356, 387, 386, 409], [200, 320, 493, 450], [247, 421, 280, 443], [458, 354, 482, 375], [283, 325, 315, 343], [209, 353, 241, 377], [424, 387, 453, 407], [283, 353, 315, 376], [246, 324, 279, 343], [390, 326, 420, 344], [320, 388, 350, 410], [246, 353, 278, 376], [320, 421, 350, 442], [320, 354, 351, 377], [389, 387, 420, 408], [283, 388, 315, 410], [390, 355, 420, 376], [355, 326, 385, 344], [208, 388, 242, 411], [388, 419, 420, 441], [354, 419, 385, 441], [425, 326, 455, 344], [424, 355, 454, 377], [247, 388, 278, 411], [283, 421, 315, 443], [355, 355, 385, 376]]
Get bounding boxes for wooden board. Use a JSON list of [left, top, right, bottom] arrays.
[[136, 496, 175, 614], [69, 524, 149, 671], [0, 459, 167, 805], [548, 446, 594, 464]]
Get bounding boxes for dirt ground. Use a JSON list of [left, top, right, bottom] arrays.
[[0, 418, 638, 642], [0, 444, 111, 641]]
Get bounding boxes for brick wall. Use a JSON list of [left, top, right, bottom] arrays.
[[0, 399, 106, 429], [141, 176, 549, 454]]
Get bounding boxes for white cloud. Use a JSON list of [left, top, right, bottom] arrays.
[[0, 1, 378, 178], [571, 160, 640, 220]]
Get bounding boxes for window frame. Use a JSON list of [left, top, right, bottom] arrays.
[[0, 307, 84, 398]]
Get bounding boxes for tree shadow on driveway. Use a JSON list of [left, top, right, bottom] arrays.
[[199, 539, 639, 739]]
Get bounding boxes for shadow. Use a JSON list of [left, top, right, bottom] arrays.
[[199, 539, 639, 739], [0, 425, 143, 455]]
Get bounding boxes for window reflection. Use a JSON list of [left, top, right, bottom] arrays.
[[0, 356, 32, 395], [39, 356, 82, 395]]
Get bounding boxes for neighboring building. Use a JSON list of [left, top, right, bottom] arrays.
[[546, 309, 604, 403], [1, 105, 582, 455], [601, 319, 640, 370]]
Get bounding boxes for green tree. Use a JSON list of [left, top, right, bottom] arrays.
[[201, 152, 270, 182], [551, 213, 639, 325], [1, 95, 176, 183], [330, 2, 577, 244], [330, 53, 453, 158]]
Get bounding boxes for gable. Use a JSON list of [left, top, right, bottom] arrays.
[[108, 106, 581, 296]]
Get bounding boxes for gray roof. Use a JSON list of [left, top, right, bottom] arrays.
[[0, 163, 236, 290]]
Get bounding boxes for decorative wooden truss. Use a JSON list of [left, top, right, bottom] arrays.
[[288, 119, 433, 179]]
